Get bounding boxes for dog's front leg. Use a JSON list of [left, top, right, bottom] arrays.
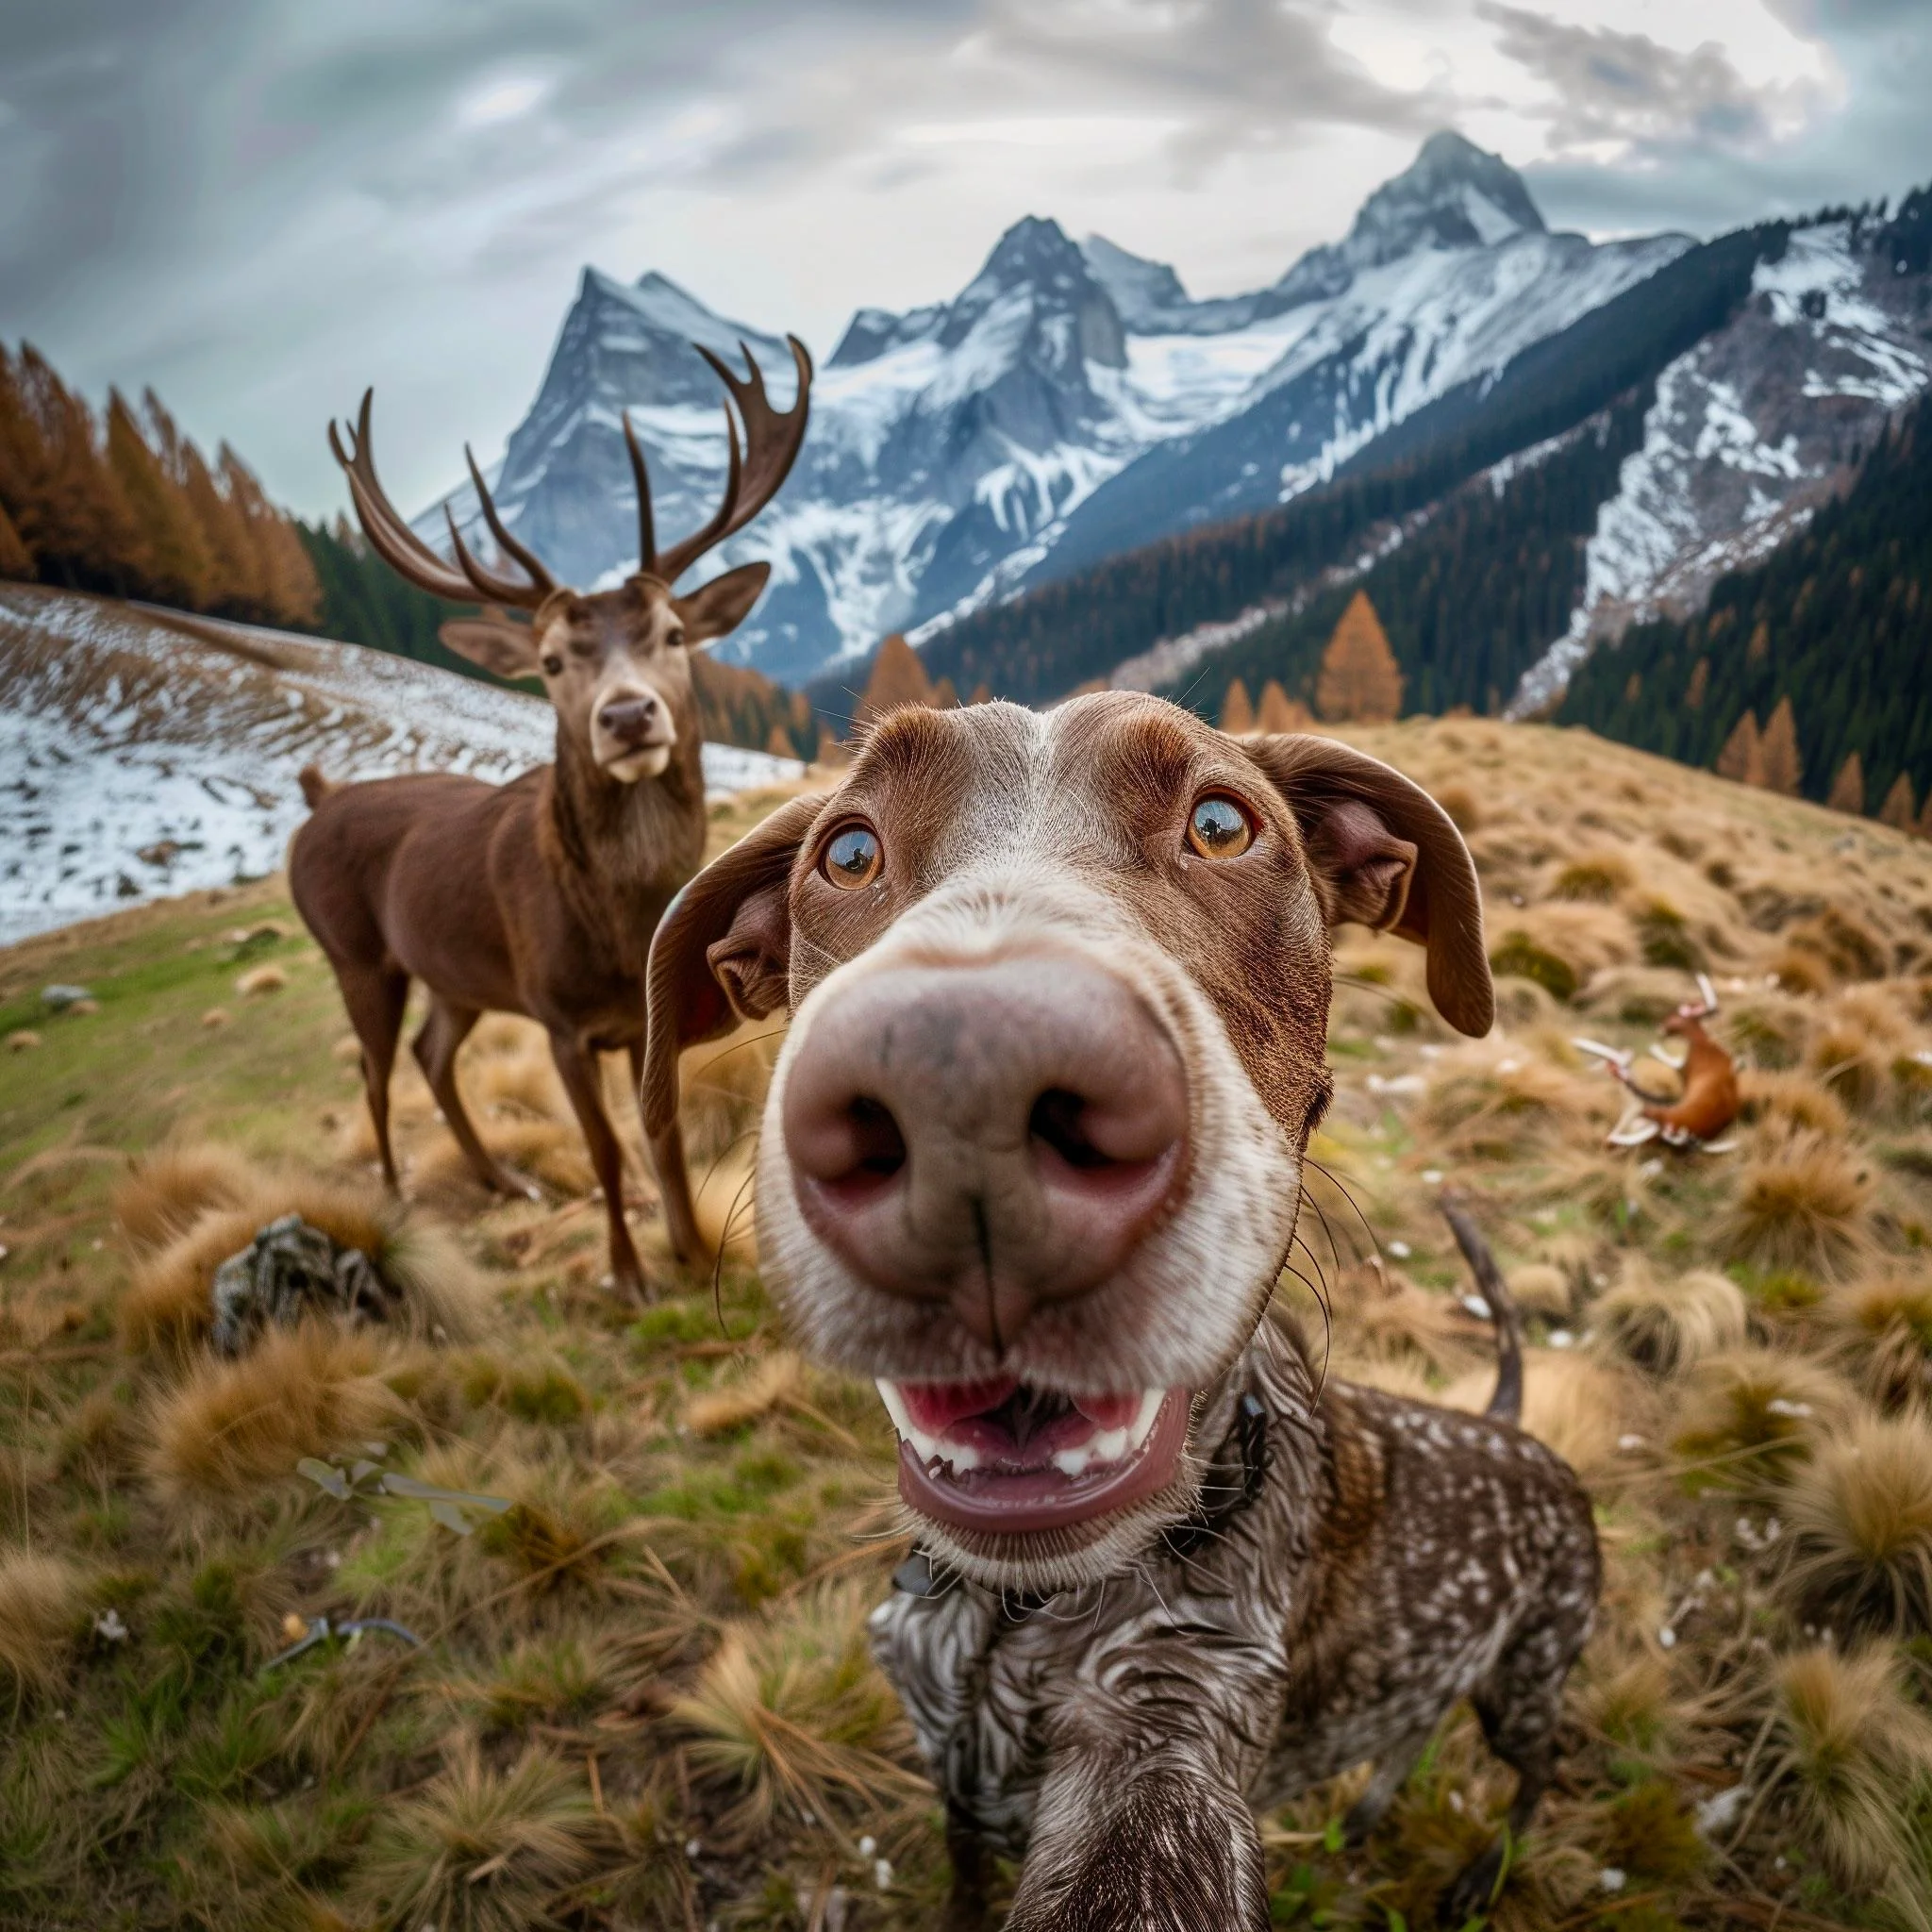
[[1004, 1747, 1268, 1932]]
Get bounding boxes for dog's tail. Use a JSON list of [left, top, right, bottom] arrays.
[[1439, 1189, 1524, 1425], [298, 764, 335, 810]]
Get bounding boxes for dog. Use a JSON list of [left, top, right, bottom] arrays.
[[641, 694, 1601, 1930]]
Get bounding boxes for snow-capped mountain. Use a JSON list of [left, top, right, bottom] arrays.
[[425, 133, 1690, 685], [1510, 219, 1931, 714]]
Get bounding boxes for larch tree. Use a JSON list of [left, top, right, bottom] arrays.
[[1716, 709, 1763, 785], [858, 632, 938, 724], [1219, 677, 1256, 734], [1826, 750, 1867, 816], [1879, 771, 1918, 831], [1316, 590, 1404, 723], [1757, 695, 1803, 796], [106, 390, 212, 608], [1256, 678, 1313, 733], [0, 498, 32, 579]]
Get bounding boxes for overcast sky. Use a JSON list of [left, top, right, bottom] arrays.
[[3, 0, 1927, 518]]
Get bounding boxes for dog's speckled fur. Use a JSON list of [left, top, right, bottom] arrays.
[[644, 695, 1601, 1930]]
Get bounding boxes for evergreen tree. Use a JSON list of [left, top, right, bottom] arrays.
[[1220, 677, 1255, 733], [1879, 771, 1918, 830], [1826, 749, 1866, 815], [1758, 696, 1803, 794], [1717, 709, 1762, 784], [1317, 591, 1403, 722]]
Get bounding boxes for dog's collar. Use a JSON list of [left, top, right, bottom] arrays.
[[891, 1389, 1271, 1612]]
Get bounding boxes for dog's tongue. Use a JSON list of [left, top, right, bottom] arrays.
[[896, 1378, 1144, 1435]]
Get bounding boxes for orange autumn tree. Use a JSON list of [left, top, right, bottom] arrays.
[[1316, 591, 1403, 723], [858, 632, 945, 727], [1257, 678, 1314, 733], [1219, 677, 1256, 733], [1757, 696, 1803, 796]]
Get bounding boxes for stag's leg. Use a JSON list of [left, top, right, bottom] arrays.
[[551, 1032, 645, 1302], [626, 1039, 707, 1269], [413, 996, 521, 1195], [335, 964, 408, 1191]]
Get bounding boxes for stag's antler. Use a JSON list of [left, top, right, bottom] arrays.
[[625, 335, 813, 586], [328, 392, 558, 609]]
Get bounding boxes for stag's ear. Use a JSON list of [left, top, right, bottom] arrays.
[[1241, 733, 1493, 1038], [438, 615, 543, 681], [678, 562, 773, 646], [641, 791, 827, 1137]]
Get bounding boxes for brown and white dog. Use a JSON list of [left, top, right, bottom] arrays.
[[642, 694, 1600, 1930]]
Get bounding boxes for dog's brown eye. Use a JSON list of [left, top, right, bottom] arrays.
[[541, 654, 563, 677], [823, 824, 882, 890], [1188, 794, 1254, 859]]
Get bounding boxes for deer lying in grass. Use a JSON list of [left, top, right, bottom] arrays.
[[291, 337, 812, 1299], [1575, 973, 1741, 1151]]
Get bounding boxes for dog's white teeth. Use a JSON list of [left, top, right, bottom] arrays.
[[877, 1381, 946, 1467], [1053, 1423, 1130, 1478], [1125, 1388, 1165, 1452]]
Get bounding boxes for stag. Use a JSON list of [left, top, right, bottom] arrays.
[[1575, 973, 1740, 1151], [291, 337, 812, 1298]]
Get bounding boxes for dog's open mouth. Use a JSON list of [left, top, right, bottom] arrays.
[[877, 1377, 1189, 1532]]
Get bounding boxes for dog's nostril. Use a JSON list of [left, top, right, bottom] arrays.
[[848, 1096, 908, 1177], [1029, 1089, 1112, 1170]]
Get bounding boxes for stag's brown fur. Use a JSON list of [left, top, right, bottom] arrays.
[[292, 340, 811, 1296]]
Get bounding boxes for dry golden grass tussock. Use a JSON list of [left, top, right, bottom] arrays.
[[119, 1163, 491, 1357], [411, 1116, 595, 1201], [0, 1549, 88, 1701], [1808, 986, 1914, 1115], [1673, 1347, 1850, 1488], [685, 1351, 804, 1437], [1505, 1262, 1573, 1320], [1595, 1259, 1748, 1375], [349, 1742, 600, 1932], [1740, 1068, 1851, 1139], [1546, 846, 1635, 903], [113, 1140, 261, 1252], [234, 963, 287, 998], [1422, 1043, 1607, 1159], [671, 1579, 920, 1841], [142, 1323, 405, 1506], [1754, 1644, 1932, 1909], [1824, 1269, 1932, 1408], [1779, 1409, 1932, 1633], [1722, 1130, 1873, 1277], [1724, 986, 1818, 1071]]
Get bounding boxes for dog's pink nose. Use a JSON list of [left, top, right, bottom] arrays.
[[780, 958, 1188, 1350]]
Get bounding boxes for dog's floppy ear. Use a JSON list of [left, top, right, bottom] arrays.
[[1241, 733, 1492, 1038], [641, 792, 827, 1137]]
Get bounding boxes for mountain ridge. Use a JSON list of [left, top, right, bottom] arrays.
[[425, 132, 1690, 682]]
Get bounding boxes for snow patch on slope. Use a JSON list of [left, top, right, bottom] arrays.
[[0, 590, 800, 945], [1508, 223, 1930, 717]]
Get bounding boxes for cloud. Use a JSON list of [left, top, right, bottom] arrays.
[[2, 0, 1927, 517], [1479, 2, 1822, 158]]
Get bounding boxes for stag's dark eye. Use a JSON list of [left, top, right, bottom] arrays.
[[666, 625, 687, 648], [1187, 794, 1254, 859], [823, 824, 882, 890]]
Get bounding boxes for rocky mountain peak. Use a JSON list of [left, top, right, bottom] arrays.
[[1270, 131, 1546, 308]]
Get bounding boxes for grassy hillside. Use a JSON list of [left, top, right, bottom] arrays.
[[4, 724, 1932, 1929]]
